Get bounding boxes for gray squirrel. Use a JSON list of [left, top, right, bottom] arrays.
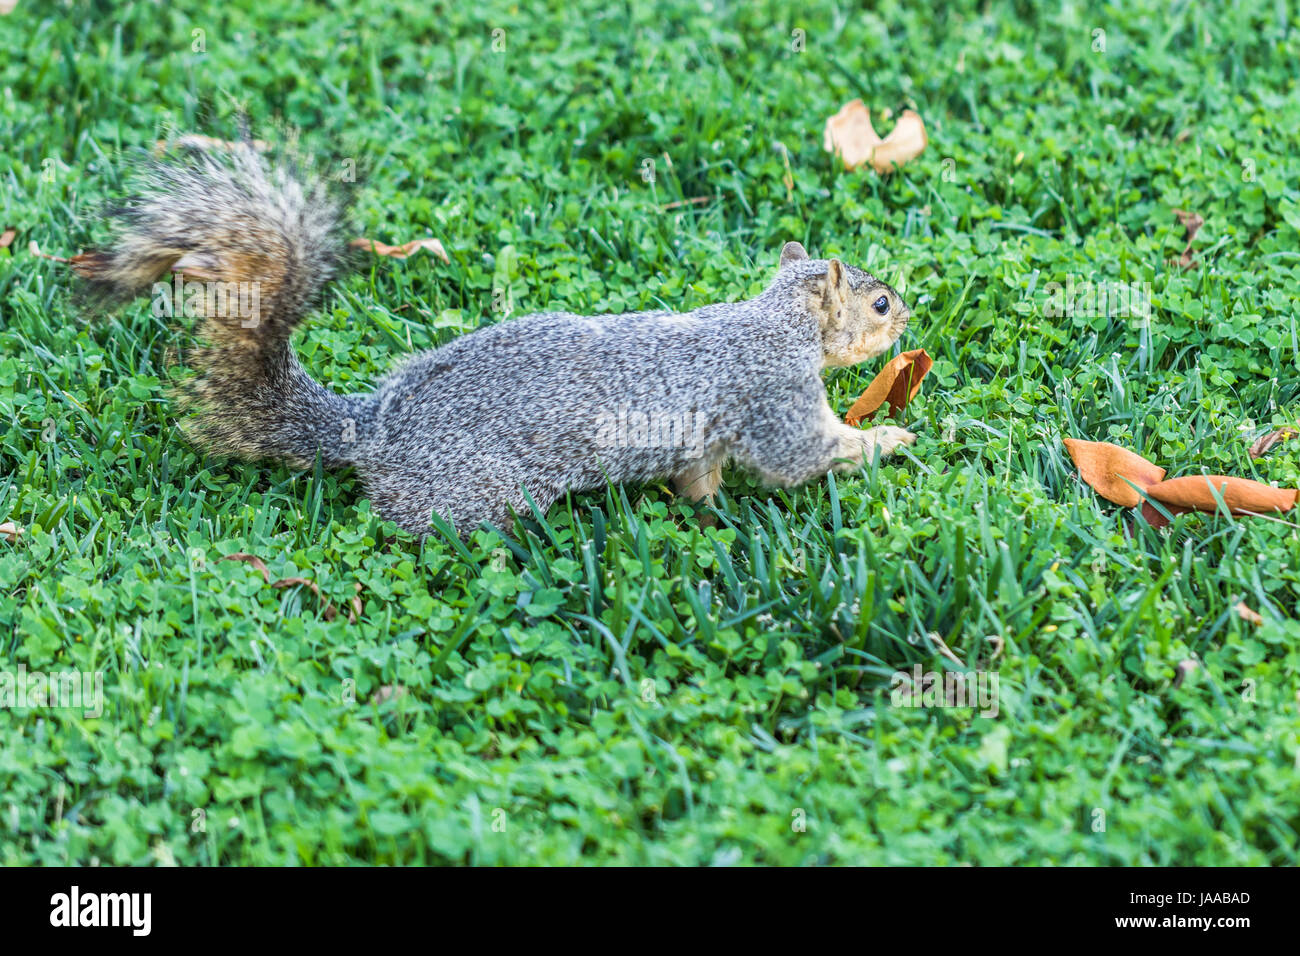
[[77, 141, 917, 533]]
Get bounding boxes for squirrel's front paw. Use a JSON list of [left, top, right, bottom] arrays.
[[867, 425, 917, 458]]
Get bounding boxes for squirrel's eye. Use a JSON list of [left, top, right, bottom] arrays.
[[873, 295, 890, 315]]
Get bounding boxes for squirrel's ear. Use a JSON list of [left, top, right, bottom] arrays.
[[827, 258, 847, 290], [780, 241, 808, 267], [811, 259, 850, 330]]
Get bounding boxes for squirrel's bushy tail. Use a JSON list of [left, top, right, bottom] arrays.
[[78, 139, 363, 468]]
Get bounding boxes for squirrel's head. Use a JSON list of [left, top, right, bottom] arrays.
[[777, 241, 911, 368]]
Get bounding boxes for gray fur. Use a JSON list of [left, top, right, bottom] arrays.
[[85, 148, 917, 534]]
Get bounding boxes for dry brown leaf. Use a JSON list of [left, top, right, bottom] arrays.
[[349, 581, 364, 623], [220, 552, 271, 582], [1248, 425, 1298, 459], [1063, 438, 1167, 508], [1139, 499, 1191, 530], [350, 237, 450, 264], [1235, 601, 1264, 626], [0, 521, 23, 543], [1144, 474, 1297, 516], [0, 228, 16, 249], [844, 349, 932, 426], [28, 240, 74, 263], [220, 553, 363, 624], [370, 685, 409, 706], [659, 196, 713, 211], [824, 101, 928, 174], [271, 576, 342, 621], [1173, 208, 1204, 268], [1172, 659, 1199, 689], [1068, 439, 1299, 527], [924, 631, 965, 668]]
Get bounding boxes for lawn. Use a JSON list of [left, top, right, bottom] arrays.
[[1, 0, 1298, 865]]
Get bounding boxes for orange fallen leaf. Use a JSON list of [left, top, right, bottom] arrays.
[[844, 349, 932, 426], [1139, 499, 1191, 530], [1248, 425, 1298, 459], [0, 521, 23, 542], [824, 101, 928, 174], [350, 237, 450, 264], [1144, 474, 1297, 516], [1062, 438, 1167, 508], [1235, 601, 1264, 626]]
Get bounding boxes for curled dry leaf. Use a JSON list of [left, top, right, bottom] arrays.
[[1235, 601, 1264, 626], [824, 100, 928, 174], [370, 685, 409, 706], [28, 240, 74, 263], [1172, 659, 1199, 689], [1138, 499, 1190, 530], [271, 576, 343, 622], [350, 582, 364, 623], [844, 349, 932, 426], [0, 521, 23, 543], [1144, 474, 1297, 516], [1173, 208, 1203, 236], [350, 237, 450, 264], [659, 196, 713, 211], [220, 552, 270, 582], [1173, 208, 1204, 268], [1248, 425, 1298, 459], [1062, 438, 1166, 508], [1068, 438, 1299, 528], [220, 552, 362, 624], [925, 631, 965, 669], [0, 228, 16, 249]]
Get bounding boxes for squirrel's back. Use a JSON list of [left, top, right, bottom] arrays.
[[358, 298, 825, 498]]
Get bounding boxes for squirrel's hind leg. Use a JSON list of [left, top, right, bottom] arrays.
[[672, 459, 724, 501]]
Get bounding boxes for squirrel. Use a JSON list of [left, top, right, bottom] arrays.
[[77, 140, 917, 534]]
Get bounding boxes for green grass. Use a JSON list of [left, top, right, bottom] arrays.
[[1, 0, 1299, 865]]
